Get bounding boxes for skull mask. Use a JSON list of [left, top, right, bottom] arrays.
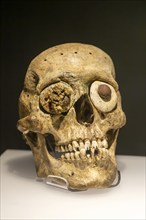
[[17, 43, 126, 190]]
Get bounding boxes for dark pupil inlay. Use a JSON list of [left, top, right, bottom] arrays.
[[98, 84, 111, 101]]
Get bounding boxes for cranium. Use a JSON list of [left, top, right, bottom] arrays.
[[17, 43, 126, 190]]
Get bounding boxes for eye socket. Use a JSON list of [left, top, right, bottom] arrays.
[[90, 81, 117, 112], [39, 82, 74, 114]]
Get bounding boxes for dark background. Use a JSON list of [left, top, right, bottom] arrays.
[[0, 0, 145, 155]]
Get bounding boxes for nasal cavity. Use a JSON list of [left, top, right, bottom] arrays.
[[74, 94, 94, 125]]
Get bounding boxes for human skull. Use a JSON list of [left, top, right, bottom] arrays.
[[17, 43, 126, 190]]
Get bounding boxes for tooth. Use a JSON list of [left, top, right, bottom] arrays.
[[68, 144, 73, 152], [79, 140, 84, 150], [75, 151, 80, 160], [98, 139, 102, 148], [80, 148, 86, 159], [61, 146, 65, 152], [97, 148, 108, 160], [72, 141, 79, 151], [70, 152, 75, 160], [97, 147, 103, 159], [65, 153, 70, 160], [91, 148, 95, 158], [65, 145, 68, 152], [102, 139, 108, 148], [91, 140, 98, 149], [61, 155, 65, 159], [85, 140, 90, 150]]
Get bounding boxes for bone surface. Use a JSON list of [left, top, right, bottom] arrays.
[[17, 43, 126, 190]]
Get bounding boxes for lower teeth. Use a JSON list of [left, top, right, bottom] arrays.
[[57, 148, 106, 161]]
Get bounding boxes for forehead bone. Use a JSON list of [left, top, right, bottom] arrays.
[[26, 43, 115, 81]]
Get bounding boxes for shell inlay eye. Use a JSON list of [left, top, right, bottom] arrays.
[[90, 81, 117, 113]]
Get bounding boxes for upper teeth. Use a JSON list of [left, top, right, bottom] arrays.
[[72, 141, 79, 151], [92, 140, 98, 148], [85, 140, 90, 150], [55, 138, 108, 159]]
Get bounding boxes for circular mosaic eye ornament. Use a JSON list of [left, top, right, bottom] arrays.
[[17, 43, 126, 190]]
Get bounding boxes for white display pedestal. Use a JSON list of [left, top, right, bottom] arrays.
[[1, 150, 145, 220]]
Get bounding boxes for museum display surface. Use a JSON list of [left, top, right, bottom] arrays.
[[1, 150, 145, 219]]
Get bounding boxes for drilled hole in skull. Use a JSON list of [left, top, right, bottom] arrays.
[[39, 82, 74, 114]]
